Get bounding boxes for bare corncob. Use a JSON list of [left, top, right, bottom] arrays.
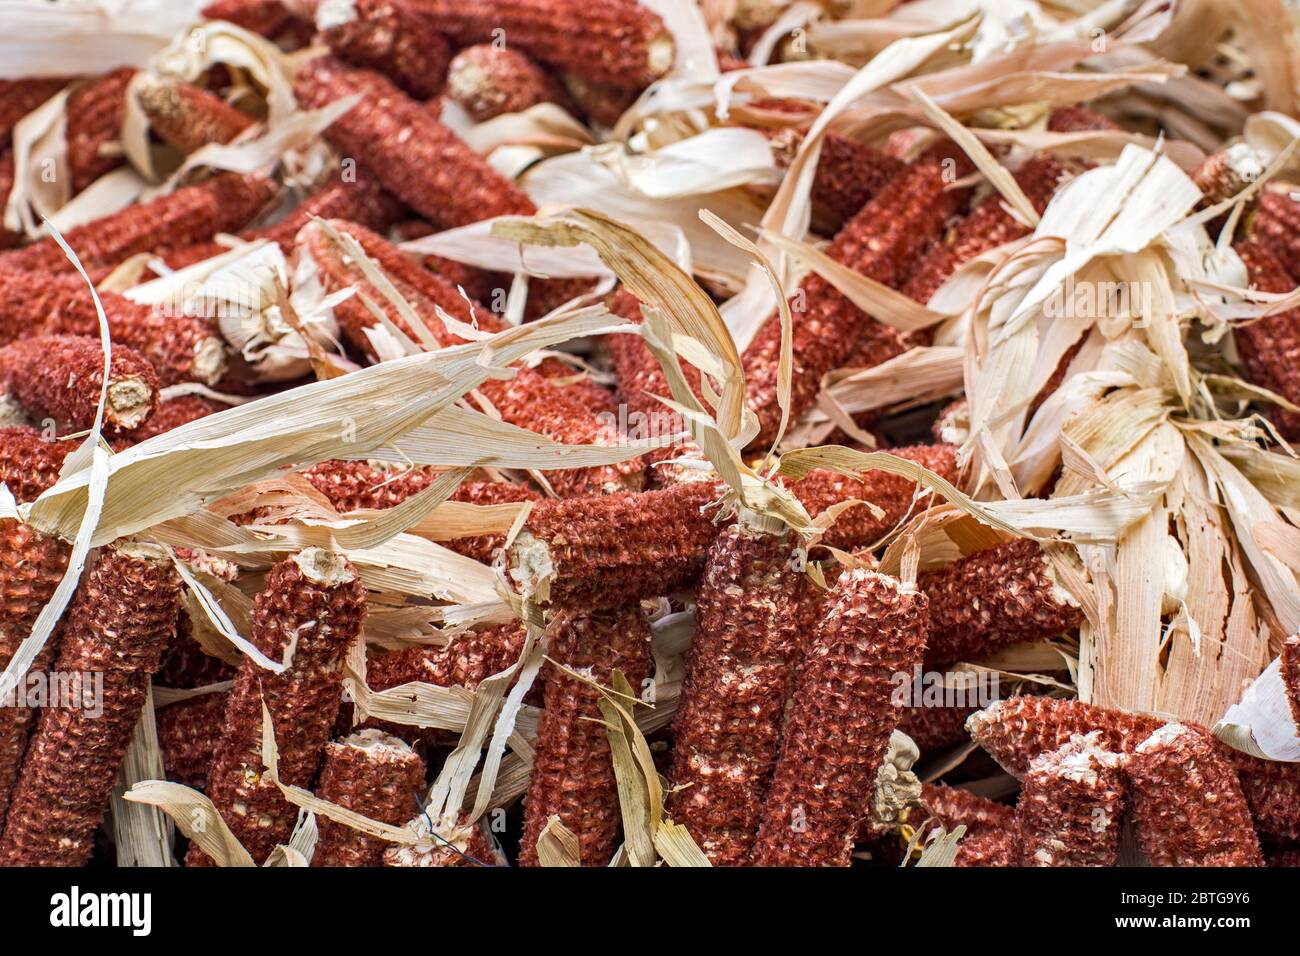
[[1128, 723, 1263, 867], [0, 77, 71, 145], [917, 783, 1014, 836], [752, 569, 928, 866], [667, 515, 808, 866], [0, 426, 76, 500], [953, 828, 1016, 867], [312, 730, 425, 867], [0, 152, 18, 249], [135, 76, 254, 154], [919, 538, 1082, 666], [519, 603, 652, 867], [1016, 733, 1125, 866], [192, 548, 366, 865], [787, 443, 958, 550], [0, 334, 159, 432], [446, 45, 571, 121], [0, 172, 277, 273], [1284, 635, 1300, 731], [1046, 106, 1119, 132], [0, 272, 228, 386], [155, 692, 229, 790], [202, 0, 295, 36], [121, 396, 225, 443], [445, 480, 544, 563], [407, 0, 675, 87], [1231, 240, 1300, 439], [898, 704, 976, 752], [1228, 754, 1300, 842], [767, 127, 903, 230], [66, 68, 134, 193], [1252, 190, 1300, 279], [742, 145, 973, 448], [509, 480, 721, 607], [0, 545, 182, 866], [1193, 144, 1265, 208]]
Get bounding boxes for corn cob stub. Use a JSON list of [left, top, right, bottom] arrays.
[[384, 815, 507, 867], [752, 569, 929, 866], [1230, 240, 1300, 440], [134, 76, 254, 155], [0, 335, 159, 432], [1128, 723, 1264, 867], [0, 545, 182, 866], [311, 729, 426, 867], [1016, 732, 1126, 867], [446, 44, 571, 122], [518, 602, 653, 866], [668, 515, 810, 866], [192, 548, 366, 865]]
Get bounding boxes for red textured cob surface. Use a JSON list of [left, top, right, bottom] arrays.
[[202, 0, 295, 36], [0, 172, 277, 273], [508, 479, 721, 607], [1016, 732, 1125, 866], [0, 153, 18, 249], [0, 545, 181, 866], [135, 77, 254, 154], [446, 45, 571, 122], [752, 569, 928, 866], [1128, 723, 1263, 867], [898, 704, 976, 751], [407, 0, 675, 87], [518, 603, 652, 866], [1252, 190, 1300, 279], [667, 517, 808, 865], [1231, 240, 1300, 439], [0, 334, 159, 432], [917, 783, 1014, 836], [741, 145, 973, 449], [312, 729, 425, 867], [1284, 635, 1300, 731], [153, 624, 236, 791], [0, 271, 227, 386], [787, 443, 958, 550], [953, 828, 1017, 867], [66, 68, 134, 193], [1045, 106, 1119, 133], [919, 538, 1082, 666], [767, 127, 903, 231], [299, 0, 451, 100], [0, 77, 70, 144], [192, 548, 366, 865]]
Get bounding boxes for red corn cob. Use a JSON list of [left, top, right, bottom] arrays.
[[752, 569, 929, 866], [1128, 723, 1263, 867], [311, 729, 425, 867], [444, 480, 544, 563], [519, 602, 653, 867], [0, 77, 71, 146], [767, 127, 904, 231], [1284, 635, 1300, 731], [66, 68, 134, 193], [155, 692, 230, 790], [192, 548, 366, 865], [202, 0, 296, 36], [787, 443, 958, 550], [1229, 754, 1300, 843], [135, 77, 254, 154], [508, 480, 721, 607], [0, 271, 228, 386], [407, 0, 675, 88], [120, 396, 226, 443], [667, 516, 808, 866], [384, 815, 506, 866], [296, 0, 452, 100], [742, 145, 974, 448], [0, 334, 159, 432], [1269, 846, 1300, 867], [898, 703, 976, 752], [0, 151, 18, 250], [0, 545, 182, 866], [1046, 106, 1119, 133], [953, 828, 1017, 867], [0, 172, 277, 273], [1231, 240, 1300, 439], [1016, 732, 1126, 866], [919, 538, 1082, 666], [1252, 190, 1300, 280], [0, 426, 77, 501], [561, 73, 640, 127], [446, 45, 571, 122], [917, 783, 1014, 836], [1193, 144, 1265, 208]]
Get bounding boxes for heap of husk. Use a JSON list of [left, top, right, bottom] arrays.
[[2, 0, 1300, 866]]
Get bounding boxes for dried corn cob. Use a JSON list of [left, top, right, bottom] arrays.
[[752, 569, 929, 866], [0, 151, 18, 250], [742, 145, 973, 448], [0, 334, 159, 432], [1230, 754, 1300, 843], [668, 514, 808, 866], [509, 480, 721, 607], [0, 544, 181, 866], [1252, 190, 1300, 279], [0, 272, 228, 386], [1231, 240, 1300, 439], [446, 44, 570, 121], [0, 426, 76, 501], [787, 443, 958, 550], [917, 783, 1014, 836], [1016, 732, 1125, 866], [1046, 106, 1119, 132], [561, 73, 640, 127], [135, 76, 254, 154], [1128, 723, 1263, 867], [920, 538, 1082, 666], [312, 730, 425, 867], [953, 828, 1016, 867], [519, 602, 652, 867], [0, 77, 70, 145], [155, 692, 229, 790], [767, 127, 903, 230], [66, 68, 134, 193], [120, 396, 226, 443], [0, 172, 277, 273], [898, 703, 976, 752], [1284, 635, 1300, 730], [202, 0, 295, 36], [1193, 143, 1265, 208], [409, 0, 675, 87], [309, 0, 450, 100], [444, 480, 543, 563], [192, 548, 366, 865]]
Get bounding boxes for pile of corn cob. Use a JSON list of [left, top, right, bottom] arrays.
[[0, 0, 1298, 869]]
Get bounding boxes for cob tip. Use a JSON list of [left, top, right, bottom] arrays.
[[294, 546, 357, 586]]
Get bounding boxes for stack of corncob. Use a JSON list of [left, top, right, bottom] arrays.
[[0, 0, 1294, 873]]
